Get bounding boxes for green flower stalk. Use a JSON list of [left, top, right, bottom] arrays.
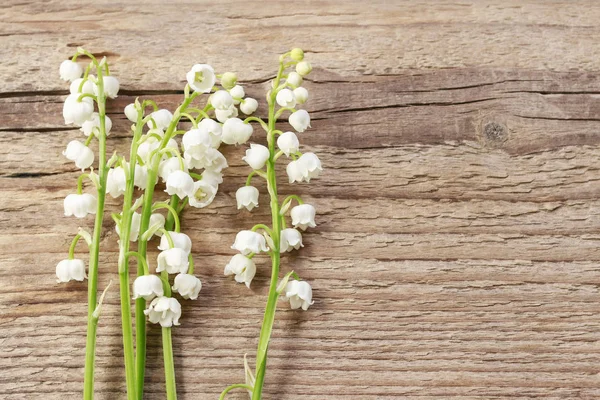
[[221, 48, 321, 399]]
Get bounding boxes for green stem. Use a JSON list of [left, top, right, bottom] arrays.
[[162, 327, 177, 400], [83, 61, 108, 400], [252, 59, 286, 400], [220, 384, 254, 400]]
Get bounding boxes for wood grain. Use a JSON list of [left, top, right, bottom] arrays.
[[1, 0, 600, 399]]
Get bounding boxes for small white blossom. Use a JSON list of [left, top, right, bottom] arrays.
[[147, 109, 174, 130], [183, 128, 212, 159], [211, 90, 234, 110], [296, 61, 312, 77], [64, 193, 97, 218], [232, 230, 269, 255], [80, 113, 112, 137], [124, 103, 138, 122], [229, 85, 245, 102], [220, 72, 238, 90], [138, 137, 161, 164], [70, 78, 96, 95], [286, 160, 304, 183], [222, 118, 253, 145], [215, 105, 238, 123], [240, 98, 258, 115], [242, 144, 270, 170], [145, 296, 182, 327], [298, 152, 322, 181], [290, 204, 317, 230], [106, 167, 127, 198], [172, 274, 202, 300], [94, 76, 119, 99], [63, 140, 94, 170], [283, 280, 314, 310], [236, 186, 259, 211], [202, 169, 224, 186], [286, 72, 303, 88], [293, 87, 308, 104], [148, 213, 166, 238], [115, 212, 141, 242], [277, 131, 299, 156], [289, 110, 311, 132], [165, 170, 195, 198], [56, 259, 86, 282], [198, 118, 223, 147], [157, 248, 189, 274], [276, 88, 296, 108], [158, 157, 186, 183], [184, 147, 228, 172], [224, 254, 256, 288], [189, 180, 218, 208], [132, 274, 164, 301], [59, 60, 83, 82], [280, 228, 304, 252], [133, 164, 149, 189], [158, 231, 192, 254], [63, 94, 94, 126], [186, 64, 215, 93]]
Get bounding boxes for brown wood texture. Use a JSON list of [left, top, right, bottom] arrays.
[[2, 0, 600, 398]]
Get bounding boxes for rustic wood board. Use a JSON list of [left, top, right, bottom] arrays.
[[1, 0, 600, 398]]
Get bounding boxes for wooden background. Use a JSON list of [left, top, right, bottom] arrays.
[[1, 1, 600, 398]]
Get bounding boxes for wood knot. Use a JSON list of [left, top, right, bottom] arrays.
[[483, 122, 508, 143]]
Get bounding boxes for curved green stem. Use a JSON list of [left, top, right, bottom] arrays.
[[219, 384, 254, 400], [68, 233, 84, 259], [153, 202, 181, 232]]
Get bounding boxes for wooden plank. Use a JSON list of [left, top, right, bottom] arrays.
[[1, 1, 600, 399]]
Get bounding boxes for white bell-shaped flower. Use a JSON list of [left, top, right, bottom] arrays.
[[236, 186, 259, 211], [172, 274, 202, 300], [147, 109, 174, 130], [124, 103, 138, 122], [115, 212, 141, 242], [56, 259, 87, 282], [64, 193, 97, 218], [224, 254, 256, 288], [296, 61, 312, 77], [63, 140, 94, 170], [158, 231, 192, 254], [158, 157, 186, 183], [276, 88, 296, 108], [132, 274, 164, 301], [289, 110, 311, 132], [184, 148, 228, 172], [94, 76, 120, 99], [229, 85, 245, 101], [165, 170, 195, 198], [280, 228, 304, 252], [198, 118, 223, 147], [286, 72, 303, 88], [80, 113, 112, 137], [298, 152, 322, 181], [70, 78, 96, 95], [211, 90, 234, 110], [293, 87, 309, 104], [186, 64, 216, 93], [286, 159, 304, 183], [106, 167, 127, 198], [290, 204, 317, 230], [215, 105, 238, 123], [183, 128, 212, 158], [63, 94, 94, 126], [157, 248, 189, 274], [222, 118, 253, 145], [132, 164, 149, 189], [189, 180, 218, 208], [240, 98, 258, 115], [201, 170, 223, 186], [242, 144, 270, 170], [232, 230, 269, 255], [148, 213, 166, 237], [59, 60, 83, 82], [283, 280, 314, 310], [145, 296, 182, 327], [277, 131, 299, 156], [138, 137, 161, 164]]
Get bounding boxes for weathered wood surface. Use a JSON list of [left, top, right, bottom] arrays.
[[2, 0, 600, 398]]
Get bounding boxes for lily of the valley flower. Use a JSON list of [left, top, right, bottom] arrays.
[[240, 98, 258, 115], [64, 193, 97, 218], [289, 109, 311, 133], [56, 259, 87, 282], [211, 90, 234, 110], [147, 109, 174, 130], [145, 296, 182, 327], [290, 204, 317, 230], [157, 248, 189, 274], [183, 128, 213, 159], [229, 85, 245, 102], [293, 87, 308, 104], [232, 230, 269, 255], [80, 113, 113, 137], [296, 61, 312, 77], [189, 180, 218, 208], [286, 72, 303, 88], [158, 231, 192, 254], [70, 78, 96, 95], [185, 147, 228, 172], [94, 76, 120, 99], [242, 144, 270, 170], [276, 88, 296, 108], [63, 94, 94, 126], [148, 213, 166, 237], [277, 131, 299, 156], [165, 170, 195, 198], [286, 152, 322, 183], [224, 254, 256, 288], [198, 118, 223, 147], [132, 274, 164, 301], [236, 186, 259, 211], [115, 212, 141, 242], [186, 64, 216, 93], [280, 228, 303, 252], [222, 118, 253, 145], [124, 103, 138, 122], [159, 157, 186, 182], [59, 60, 83, 82], [172, 274, 202, 300], [283, 280, 314, 310], [63, 140, 94, 170], [106, 166, 127, 198]]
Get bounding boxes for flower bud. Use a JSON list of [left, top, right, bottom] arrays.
[[221, 72, 238, 90], [290, 48, 304, 61], [56, 259, 87, 282], [290, 204, 317, 230], [276, 88, 296, 108], [242, 144, 270, 170], [145, 296, 182, 327], [133, 274, 164, 301], [236, 186, 259, 211], [172, 274, 202, 300], [124, 103, 139, 122], [63, 140, 94, 169], [64, 193, 97, 218], [224, 254, 256, 288], [277, 131, 300, 156], [232, 230, 269, 255], [240, 98, 258, 115], [296, 61, 312, 76], [286, 72, 303, 88], [211, 90, 234, 110], [147, 109, 174, 130], [229, 85, 245, 100], [59, 60, 83, 82], [293, 87, 308, 104], [289, 109, 311, 132]]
